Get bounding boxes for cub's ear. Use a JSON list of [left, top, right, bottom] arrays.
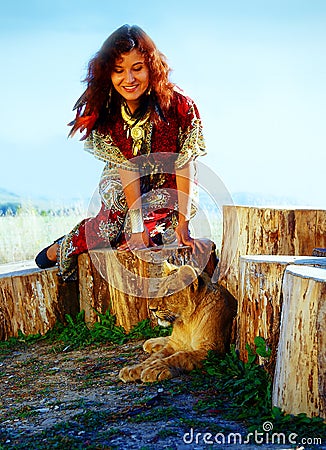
[[162, 261, 179, 277], [178, 265, 199, 289], [178, 265, 207, 293]]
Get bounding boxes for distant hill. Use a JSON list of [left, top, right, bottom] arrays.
[[0, 187, 21, 203], [0, 188, 87, 215], [231, 191, 304, 207], [198, 189, 304, 210], [0, 188, 22, 214], [0, 186, 306, 216]]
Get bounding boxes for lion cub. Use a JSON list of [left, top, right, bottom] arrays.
[[119, 264, 237, 383]]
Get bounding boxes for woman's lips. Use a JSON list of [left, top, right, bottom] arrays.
[[123, 85, 138, 92]]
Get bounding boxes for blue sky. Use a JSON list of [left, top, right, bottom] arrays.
[[1, 0, 326, 207]]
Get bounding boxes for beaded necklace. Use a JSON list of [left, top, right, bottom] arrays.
[[121, 102, 151, 156]]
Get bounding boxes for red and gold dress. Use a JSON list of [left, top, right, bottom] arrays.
[[58, 88, 206, 280]]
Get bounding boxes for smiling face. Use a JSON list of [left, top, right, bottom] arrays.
[[111, 49, 150, 114]]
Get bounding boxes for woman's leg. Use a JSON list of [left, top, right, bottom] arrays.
[[35, 200, 125, 275], [57, 202, 126, 280], [47, 243, 59, 261], [35, 239, 62, 269]]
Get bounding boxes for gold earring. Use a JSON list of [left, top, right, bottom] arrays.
[[106, 87, 112, 108]]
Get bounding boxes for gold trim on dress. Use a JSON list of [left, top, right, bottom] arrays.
[[84, 131, 139, 171], [175, 116, 207, 169]]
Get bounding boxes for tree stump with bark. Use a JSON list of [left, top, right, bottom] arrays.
[[237, 255, 326, 375], [272, 264, 326, 418], [218, 206, 326, 300], [78, 239, 217, 332], [0, 262, 78, 340]]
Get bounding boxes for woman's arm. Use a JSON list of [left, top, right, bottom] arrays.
[[117, 168, 152, 250], [175, 162, 196, 251], [118, 168, 142, 211]]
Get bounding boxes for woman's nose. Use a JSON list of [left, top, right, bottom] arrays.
[[125, 70, 135, 82]]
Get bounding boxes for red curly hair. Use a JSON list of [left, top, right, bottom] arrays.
[[69, 25, 175, 139]]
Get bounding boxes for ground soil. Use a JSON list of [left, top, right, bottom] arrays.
[[0, 340, 324, 450]]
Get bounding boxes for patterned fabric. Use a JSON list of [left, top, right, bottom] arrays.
[[58, 87, 206, 280]]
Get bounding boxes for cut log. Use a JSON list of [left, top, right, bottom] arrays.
[[0, 262, 79, 340], [273, 265, 326, 418], [237, 255, 326, 375], [78, 239, 217, 332], [218, 206, 326, 300]]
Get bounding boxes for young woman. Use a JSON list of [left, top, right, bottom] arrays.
[[35, 24, 206, 280]]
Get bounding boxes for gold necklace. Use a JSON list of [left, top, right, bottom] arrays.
[[121, 103, 150, 156]]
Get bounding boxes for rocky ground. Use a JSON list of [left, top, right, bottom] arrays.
[[0, 340, 324, 450]]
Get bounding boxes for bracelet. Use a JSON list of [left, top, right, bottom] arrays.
[[129, 208, 145, 234]]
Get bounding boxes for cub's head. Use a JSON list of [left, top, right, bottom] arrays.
[[148, 264, 206, 327]]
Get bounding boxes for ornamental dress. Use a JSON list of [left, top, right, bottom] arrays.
[[58, 88, 206, 281]]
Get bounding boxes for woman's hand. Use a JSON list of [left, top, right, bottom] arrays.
[[175, 220, 205, 253], [175, 162, 204, 253], [118, 227, 155, 251], [174, 220, 196, 251]]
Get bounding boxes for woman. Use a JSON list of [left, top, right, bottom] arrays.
[[35, 24, 206, 281]]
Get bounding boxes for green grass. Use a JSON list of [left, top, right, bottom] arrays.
[[0, 309, 172, 354]]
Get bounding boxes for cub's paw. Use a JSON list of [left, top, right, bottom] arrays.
[[140, 363, 172, 383], [143, 337, 168, 354], [119, 365, 143, 383]]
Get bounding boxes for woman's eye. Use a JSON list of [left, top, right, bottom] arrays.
[[113, 68, 123, 74]]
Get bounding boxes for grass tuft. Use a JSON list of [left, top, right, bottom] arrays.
[[0, 308, 172, 354], [195, 339, 325, 439]]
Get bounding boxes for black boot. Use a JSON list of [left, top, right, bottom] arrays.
[[35, 238, 63, 269]]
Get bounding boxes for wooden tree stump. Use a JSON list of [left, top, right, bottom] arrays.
[[272, 265, 326, 418], [78, 239, 217, 332], [237, 255, 326, 375], [218, 206, 326, 300], [0, 262, 78, 340]]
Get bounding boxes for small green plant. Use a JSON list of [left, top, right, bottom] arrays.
[[253, 335, 272, 358], [59, 309, 170, 348], [0, 308, 171, 354], [51, 309, 171, 350], [0, 330, 44, 356], [49, 311, 95, 349], [197, 338, 326, 440], [127, 318, 172, 341], [202, 343, 272, 421], [90, 309, 127, 344]]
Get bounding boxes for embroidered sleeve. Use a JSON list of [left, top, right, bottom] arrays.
[[174, 95, 207, 169], [84, 130, 139, 171]]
